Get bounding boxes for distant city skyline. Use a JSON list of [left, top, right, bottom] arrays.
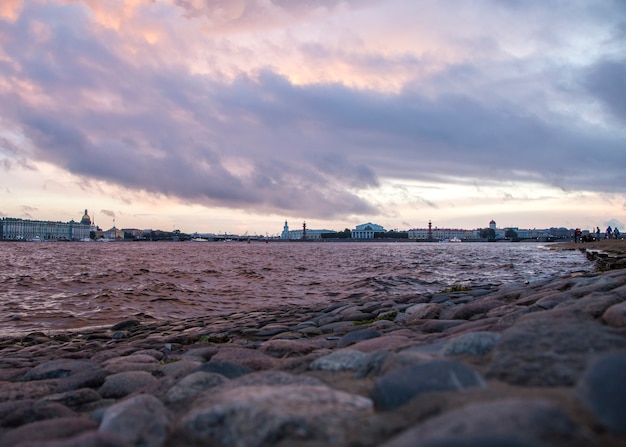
[[1, 1, 624, 236], [1, 211, 620, 238]]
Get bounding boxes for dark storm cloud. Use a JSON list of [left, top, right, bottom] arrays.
[[1, 0, 625, 222], [234, 70, 625, 192], [0, 138, 36, 171], [583, 58, 626, 123], [0, 4, 377, 217], [0, 137, 20, 156]]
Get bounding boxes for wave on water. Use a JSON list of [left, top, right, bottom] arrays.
[[0, 241, 590, 336]]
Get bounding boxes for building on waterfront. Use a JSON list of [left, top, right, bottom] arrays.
[[408, 226, 479, 241], [351, 222, 385, 239], [407, 219, 560, 241], [279, 219, 574, 243], [488, 220, 506, 239], [0, 215, 94, 241], [511, 227, 560, 240], [281, 221, 289, 239], [488, 220, 555, 240], [94, 226, 124, 240], [80, 209, 92, 226], [280, 220, 335, 240]]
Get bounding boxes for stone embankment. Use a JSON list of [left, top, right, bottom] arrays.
[[1, 242, 626, 447], [566, 239, 626, 271]]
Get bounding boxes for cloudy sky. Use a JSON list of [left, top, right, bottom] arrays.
[[1, 0, 624, 235]]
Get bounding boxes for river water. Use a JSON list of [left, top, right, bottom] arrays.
[[0, 241, 591, 336]]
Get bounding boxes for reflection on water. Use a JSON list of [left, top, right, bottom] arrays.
[[0, 241, 590, 335]]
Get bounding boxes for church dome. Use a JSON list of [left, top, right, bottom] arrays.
[[80, 209, 91, 225]]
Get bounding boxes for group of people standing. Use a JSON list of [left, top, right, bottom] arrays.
[[574, 226, 621, 243], [601, 226, 621, 239]]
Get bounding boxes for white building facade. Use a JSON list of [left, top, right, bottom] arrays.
[[0, 218, 93, 241], [351, 222, 385, 239], [280, 221, 334, 240], [408, 228, 479, 240]]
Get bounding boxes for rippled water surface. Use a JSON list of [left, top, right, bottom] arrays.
[[0, 241, 590, 336]]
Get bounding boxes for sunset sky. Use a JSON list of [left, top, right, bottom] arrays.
[[1, 0, 624, 236]]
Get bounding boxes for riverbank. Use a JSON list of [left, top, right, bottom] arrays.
[[550, 239, 626, 271], [1, 247, 625, 446]]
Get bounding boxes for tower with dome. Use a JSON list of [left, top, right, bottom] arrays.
[[80, 209, 92, 226]]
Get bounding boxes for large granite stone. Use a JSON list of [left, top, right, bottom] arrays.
[[180, 385, 373, 447], [371, 359, 485, 411], [380, 399, 578, 447], [486, 312, 626, 386], [100, 394, 170, 447], [576, 352, 626, 436]]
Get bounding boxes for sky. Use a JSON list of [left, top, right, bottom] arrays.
[[1, 0, 625, 236]]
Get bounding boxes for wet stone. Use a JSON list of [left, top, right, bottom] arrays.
[[160, 359, 202, 379], [110, 331, 128, 340], [380, 398, 579, 447], [486, 313, 626, 386], [98, 371, 158, 399], [55, 368, 108, 394], [164, 371, 227, 404], [556, 291, 624, 317], [417, 320, 466, 333], [180, 385, 373, 447], [23, 360, 98, 381], [110, 319, 141, 331], [337, 329, 381, 348], [288, 321, 317, 331], [602, 301, 626, 327], [0, 400, 74, 428], [401, 435, 549, 447], [340, 311, 376, 322], [371, 359, 485, 411], [0, 417, 98, 447], [0, 400, 35, 427], [259, 339, 318, 357], [576, 352, 626, 436], [99, 394, 170, 447], [37, 388, 102, 409], [312, 313, 341, 326], [442, 331, 501, 356], [133, 349, 165, 361], [309, 349, 369, 372], [17, 430, 129, 447], [348, 334, 413, 353], [405, 303, 441, 320], [0, 367, 29, 381], [450, 300, 506, 320], [182, 346, 218, 361], [219, 371, 326, 390], [0, 380, 59, 401], [102, 354, 161, 375], [196, 360, 253, 379], [210, 347, 280, 370], [256, 324, 292, 337], [317, 320, 359, 335]]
